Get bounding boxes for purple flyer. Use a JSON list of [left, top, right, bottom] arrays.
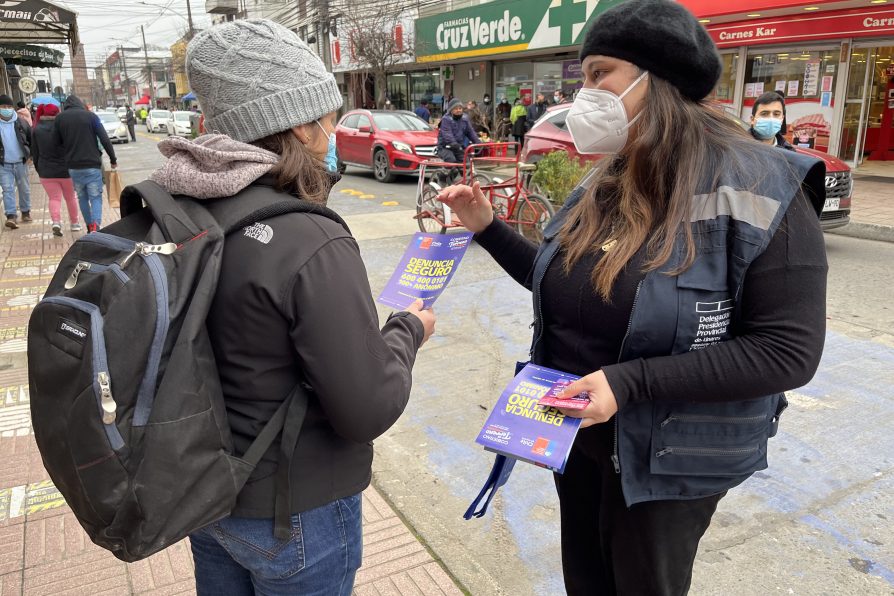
[[378, 232, 474, 310], [475, 364, 583, 474]]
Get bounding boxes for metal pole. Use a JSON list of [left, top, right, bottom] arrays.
[[120, 46, 132, 105], [141, 25, 155, 108], [318, 0, 331, 71]]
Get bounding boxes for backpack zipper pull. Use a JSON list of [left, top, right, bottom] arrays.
[[98, 372, 117, 424], [64, 262, 91, 289], [140, 242, 178, 256], [119, 243, 144, 268]]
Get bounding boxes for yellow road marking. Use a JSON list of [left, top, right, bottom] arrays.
[[381, 201, 399, 206], [0, 480, 68, 521], [339, 189, 365, 196], [360, 194, 376, 200]]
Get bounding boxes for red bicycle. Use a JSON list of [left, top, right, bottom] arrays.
[[414, 142, 555, 243]]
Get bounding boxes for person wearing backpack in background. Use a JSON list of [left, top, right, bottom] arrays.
[[151, 19, 435, 594]]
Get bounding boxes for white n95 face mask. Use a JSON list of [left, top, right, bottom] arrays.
[[566, 71, 649, 155]]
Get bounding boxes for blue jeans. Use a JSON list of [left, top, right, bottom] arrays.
[[69, 168, 104, 226], [0, 162, 31, 216], [190, 494, 363, 596]]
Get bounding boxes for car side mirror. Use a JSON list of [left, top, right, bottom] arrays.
[[358, 125, 371, 134]]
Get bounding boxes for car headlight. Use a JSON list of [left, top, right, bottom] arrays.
[[392, 141, 412, 154]]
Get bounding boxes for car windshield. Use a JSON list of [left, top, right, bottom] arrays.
[[97, 113, 119, 123], [151, 110, 171, 119], [372, 113, 432, 131], [174, 113, 191, 122]]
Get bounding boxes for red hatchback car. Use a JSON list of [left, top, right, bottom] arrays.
[[520, 104, 852, 230], [336, 110, 438, 183]]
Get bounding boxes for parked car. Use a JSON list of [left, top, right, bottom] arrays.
[[116, 106, 128, 122], [335, 109, 438, 182], [520, 103, 851, 230], [167, 111, 194, 137], [145, 109, 172, 133], [96, 111, 129, 144]]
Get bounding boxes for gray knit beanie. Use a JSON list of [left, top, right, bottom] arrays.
[[186, 19, 342, 143]]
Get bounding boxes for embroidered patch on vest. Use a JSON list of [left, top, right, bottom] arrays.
[[243, 222, 273, 244]]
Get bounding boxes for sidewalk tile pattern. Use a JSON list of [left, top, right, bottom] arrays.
[[0, 174, 462, 595]]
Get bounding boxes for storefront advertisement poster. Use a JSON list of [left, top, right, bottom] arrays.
[[803, 61, 820, 96], [775, 80, 786, 94], [755, 82, 765, 96], [788, 80, 800, 97], [821, 76, 834, 93], [826, 64, 836, 74], [745, 83, 755, 98], [562, 59, 582, 80], [821, 92, 833, 108]]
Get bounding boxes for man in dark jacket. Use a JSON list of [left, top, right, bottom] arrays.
[[437, 98, 479, 164], [414, 99, 431, 123], [526, 93, 547, 131], [54, 95, 118, 233], [0, 94, 32, 229], [125, 104, 137, 142]]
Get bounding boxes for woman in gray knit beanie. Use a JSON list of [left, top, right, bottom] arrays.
[[160, 19, 436, 595]]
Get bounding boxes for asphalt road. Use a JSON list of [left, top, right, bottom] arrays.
[[121, 138, 894, 595]]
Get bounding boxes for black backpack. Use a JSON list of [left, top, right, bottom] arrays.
[[27, 180, 347, 562]]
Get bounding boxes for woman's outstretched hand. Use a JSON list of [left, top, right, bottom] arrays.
[[555, 370, 619, 428], [437, 181, 494, 234]]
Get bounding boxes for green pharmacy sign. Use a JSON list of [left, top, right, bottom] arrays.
[[415, 0, 626, 63]]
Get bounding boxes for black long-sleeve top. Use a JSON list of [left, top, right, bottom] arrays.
[[475, 190, 828, 414]]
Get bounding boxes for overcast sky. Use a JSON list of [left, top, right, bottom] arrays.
[[32, 0, 215, 84]]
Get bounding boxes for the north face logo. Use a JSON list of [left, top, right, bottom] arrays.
[[243, 222, 273, 244]]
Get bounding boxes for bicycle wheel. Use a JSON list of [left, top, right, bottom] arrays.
[[417, 184, 447, 234], [514, 193, 555, 243]]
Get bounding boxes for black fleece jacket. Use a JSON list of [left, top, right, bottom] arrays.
[[32, 117, 70, 179], [206, 179, 425, 517], [53, 95, 117, 169]]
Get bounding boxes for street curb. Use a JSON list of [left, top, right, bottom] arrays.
[[826, 221, 894, 243]]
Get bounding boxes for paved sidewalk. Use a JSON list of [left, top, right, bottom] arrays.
[[0, 176, 464, 596], [834, 175, 894, 242]]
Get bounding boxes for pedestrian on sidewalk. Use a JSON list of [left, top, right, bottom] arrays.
[[0, 94, 32, 229], [526, 93, 547, 130], [125, 104, 137, 142], [439, 1, 828, 594], [155, 18, 436, 595], [53, 94, 117, 233], [750, 91, 794, 151], [510, 98, 527, 146], [16, 101, 32, 127], [31, 104, 80, 235], [414, 99, 431, 123]]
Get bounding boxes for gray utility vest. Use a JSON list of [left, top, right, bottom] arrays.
[[530, 149, 825, 505]]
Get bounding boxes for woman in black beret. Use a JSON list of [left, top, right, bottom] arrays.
[[441, 0, 828, 593]]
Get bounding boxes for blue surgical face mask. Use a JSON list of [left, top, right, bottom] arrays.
[[753, 117, 783, 140], [0, 108, 14, 120], [317, 120, 337, 173]]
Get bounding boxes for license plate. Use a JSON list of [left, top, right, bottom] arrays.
[[823, 198, 840, 212]]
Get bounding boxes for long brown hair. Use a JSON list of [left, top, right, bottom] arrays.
[[251, 129, 330, 204], [559, 75, 769, 300]]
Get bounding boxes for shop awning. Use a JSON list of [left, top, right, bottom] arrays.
[[0, 0, 79, 51], [134, 95, 151, 105], [182, 91, 195, 101], [0, 43, 63, 68]]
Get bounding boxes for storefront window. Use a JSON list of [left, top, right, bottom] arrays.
[[534, 61, 562, 98], [386, 74, 409, 111], [707, 52, 739, 113], [495, 61, 533, 104], [841, 46, 894, 164], [743, 48, 838, 152]]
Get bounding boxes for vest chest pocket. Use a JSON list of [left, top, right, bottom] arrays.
[[672, 249, 735, 355]]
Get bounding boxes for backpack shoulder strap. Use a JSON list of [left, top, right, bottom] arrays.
[[205, 184, 350, 236], [120, 180, 202, 243]]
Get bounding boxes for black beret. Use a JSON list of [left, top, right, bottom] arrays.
[[579, 0, 722, 101]]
